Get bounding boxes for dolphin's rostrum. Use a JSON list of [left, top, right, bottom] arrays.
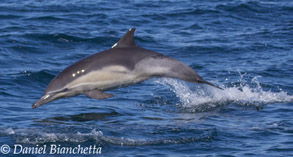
[[33, 28, 222, 109]]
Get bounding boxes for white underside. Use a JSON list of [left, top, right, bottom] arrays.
[[64, 65, 151, 93]]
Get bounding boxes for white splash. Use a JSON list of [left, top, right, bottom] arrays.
[[154, 76, 293, 110]]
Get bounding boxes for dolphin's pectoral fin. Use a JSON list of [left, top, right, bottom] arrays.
[[84, 90, 114, 100]]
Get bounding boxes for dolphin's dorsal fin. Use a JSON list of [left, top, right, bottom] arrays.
[[112, 28, 136, 48]]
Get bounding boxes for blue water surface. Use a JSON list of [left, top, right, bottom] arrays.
[[0, 0, 293, 156]]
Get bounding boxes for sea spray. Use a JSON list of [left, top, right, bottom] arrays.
[[154, 75, 293, 111]]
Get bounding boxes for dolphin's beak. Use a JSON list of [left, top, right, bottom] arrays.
[[32, 94, 54, 109]]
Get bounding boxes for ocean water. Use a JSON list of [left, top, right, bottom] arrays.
[[0, 0, 293, 156]]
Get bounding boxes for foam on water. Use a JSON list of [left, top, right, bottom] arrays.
[[154, 75, 293, 111]]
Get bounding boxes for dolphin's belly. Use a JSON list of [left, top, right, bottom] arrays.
[[64, 65, 148, 92]]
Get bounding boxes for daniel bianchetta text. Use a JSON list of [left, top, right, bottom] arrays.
[[12, 144, 102, 155]]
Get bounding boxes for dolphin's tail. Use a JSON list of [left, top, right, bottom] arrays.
[[197, 79, 223, 90], [137, 54, 223, 90]]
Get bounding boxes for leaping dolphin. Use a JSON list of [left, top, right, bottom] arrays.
[[33, 28, 221, 109]]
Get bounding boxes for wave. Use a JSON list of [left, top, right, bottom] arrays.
[[0, 127, 216, 145], [24, 16, 65, 21], [0, 14, 22, 19], [163, 8, 220, 17], [23, 33, 115, 44], [154, 74, 293, 112], [216, 1, 269, 14], [0, 70, 55, 92]]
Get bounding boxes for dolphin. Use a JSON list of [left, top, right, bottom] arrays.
[[32, 28, 221, 109]]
